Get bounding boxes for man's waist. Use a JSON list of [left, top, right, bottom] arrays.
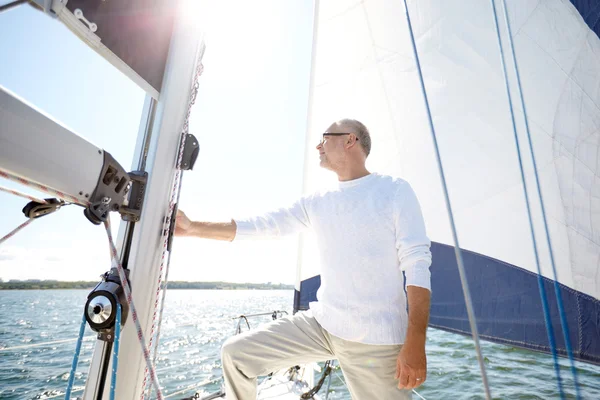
[[310, 301, 407, 345]]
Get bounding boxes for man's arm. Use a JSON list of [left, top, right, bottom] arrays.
[[393, 182, 432, 390], [396, 286, 430, 389], [175, 210, 237, 241], [174, 195, 311, 242]]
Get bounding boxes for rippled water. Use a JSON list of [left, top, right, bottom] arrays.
[[0, 290, 599, 399]]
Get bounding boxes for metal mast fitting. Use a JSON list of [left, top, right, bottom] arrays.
[[0, 85, 147, 225], [85, 269, 130, 341]]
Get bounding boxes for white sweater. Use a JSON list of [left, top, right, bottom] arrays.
[[234, 173, 432, 345]]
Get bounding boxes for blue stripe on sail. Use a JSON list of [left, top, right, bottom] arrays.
[[295, 275, 320, 313], [570, 0, 600, 38], [295, 242, 600, 366]]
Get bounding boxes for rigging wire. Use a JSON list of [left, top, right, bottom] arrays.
[[492, 1, 581, 398], [399, 0, 492, 398], [487, 0, 566, 396]]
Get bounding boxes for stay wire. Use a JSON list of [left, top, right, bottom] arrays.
[[487, 0, 568, 397], [400, 0, 492, 398], [499, 0, 582, 396]]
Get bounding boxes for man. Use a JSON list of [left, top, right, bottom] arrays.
[[175, 119, 432, 399]]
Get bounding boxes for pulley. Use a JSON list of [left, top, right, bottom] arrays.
[[84, 275, 127, 334], [22, 198, 64, 219], [86, 294, 114, 328]]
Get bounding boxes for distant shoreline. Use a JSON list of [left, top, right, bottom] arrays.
[[0, 280, 294, 290]]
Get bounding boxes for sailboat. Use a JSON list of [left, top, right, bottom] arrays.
[[0, 0, 599, 399]]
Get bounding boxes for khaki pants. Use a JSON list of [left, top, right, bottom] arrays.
[[221, 311, 412, 399]]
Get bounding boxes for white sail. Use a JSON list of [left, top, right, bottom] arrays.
[[298, 0, 600, 362]]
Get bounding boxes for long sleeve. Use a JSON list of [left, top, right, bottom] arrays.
[[394, 182, 432, 291], [234, 198, 311, 240]]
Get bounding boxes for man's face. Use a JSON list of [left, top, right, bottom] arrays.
[[316, 123, 351, 171]]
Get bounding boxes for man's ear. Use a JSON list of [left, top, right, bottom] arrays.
[[347, 134, 357, 146]]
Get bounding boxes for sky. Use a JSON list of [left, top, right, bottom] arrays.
[[0, 1, 316, 284]]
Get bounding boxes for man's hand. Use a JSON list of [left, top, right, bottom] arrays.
[[396, 285, 430, 390], [175, 210, 193, 236], [174, 210, 236, 241], [395, 340, 427, 389]]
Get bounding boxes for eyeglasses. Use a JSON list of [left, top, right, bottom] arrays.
[[317, 132, 357, 147]]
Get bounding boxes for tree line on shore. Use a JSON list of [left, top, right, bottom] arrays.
[[0, 279, 293, 290]]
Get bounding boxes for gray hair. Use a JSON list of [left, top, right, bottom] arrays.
[[338, 118, 371, 157]]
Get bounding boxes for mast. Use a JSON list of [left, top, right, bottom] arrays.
[[0, 1, 204, 398], [82, 7, 204, 400]]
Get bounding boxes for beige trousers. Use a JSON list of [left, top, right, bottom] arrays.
[[221, 311, 412, 399]]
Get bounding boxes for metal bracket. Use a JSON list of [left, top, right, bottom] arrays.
[[73, 8, 97, 33], [97, 329, 115, 343], [84, 151, 131, 225], [180, 134, 199, 170], [166, 203, 178, 252], [119, 171, 148, 222], [49, 0, 101, 46], [22, 198, 65, 219]]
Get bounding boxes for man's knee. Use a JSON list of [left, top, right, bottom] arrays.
[[221, 334, 244, 362]]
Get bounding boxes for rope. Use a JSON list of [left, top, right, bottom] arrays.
[[109, 303, 122, 400], [143, 60, 205, 400], [300, 360, 332, 399], [0, 185, 47, 203], [412, 389, 428, 400], [324, 363, 333, 400], [0, 169, 86, 206], [492, 1, 581, 398], [64, 313, 87, 400], [0, 218, 35, 245], [64, 305, 122, 400], [400, 1, 492, 398], [104, 218, 163, 399], [0, 171, 71, 246]]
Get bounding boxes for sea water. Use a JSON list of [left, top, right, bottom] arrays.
[[1, 290, 599, 399]]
